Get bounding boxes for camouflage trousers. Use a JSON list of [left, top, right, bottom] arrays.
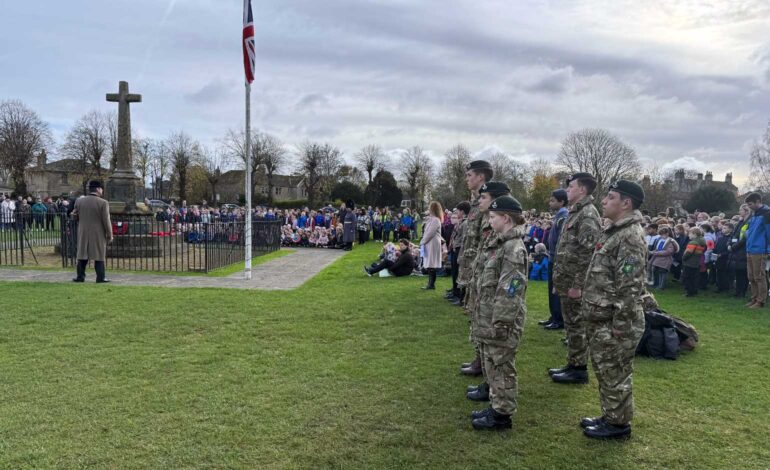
[[562, 297, 588, 367], [586, 319, 644, 426], [480, 343, 518, 415]]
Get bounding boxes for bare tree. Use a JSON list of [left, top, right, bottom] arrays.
[[220, 129, 286, 204], [60, 111, 112, 193], [488, 151, 530, 201], [150, 141, 171, 199], [199, 145, 230, 204], [106, 112, 118, 172], [254, 133, 286, 204], [750, 121, 770, 192], [297, 142, 323, 206], [556, 128, 641, 198], [133, 137, 154, 198], [0, 100, 52, 195], [355, 144, 387, 184], [433, 144, 471, 208], [165, 131, 200, 202], [400, 146, 433, 212]]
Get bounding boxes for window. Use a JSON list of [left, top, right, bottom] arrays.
[[61, 173, 68, 184]]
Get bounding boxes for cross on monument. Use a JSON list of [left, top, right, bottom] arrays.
[[105, 81, 142, 213]]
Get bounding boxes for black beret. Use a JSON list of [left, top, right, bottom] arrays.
[[88, 180, 103, 191], [489, 195, 522, 214], [609, 179, 645, 204], [551, 189, 568, 203], [465, 160, 492, 171], [565, 172, 596, 185], [479, 181, 510, 197]]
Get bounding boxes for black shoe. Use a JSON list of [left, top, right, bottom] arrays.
[[548, 364, 572, 376], [471, 408, 512, 431], [537, 319, 552, 326], [471, 406, 493, 420], [580, 416, 605, 428], [450, 298, 463, 306], [544, 322, 564, 330], [96, 279, 111, 284], [551, 368, 588, 384], [72, 278, 85, 283], [583, 421, 631, 439], [466, 382, 490, 401], [444, 292, 455, 299], [466, 381, 487, 393]]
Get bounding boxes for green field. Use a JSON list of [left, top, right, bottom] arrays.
[[0, 243, 767, 468]]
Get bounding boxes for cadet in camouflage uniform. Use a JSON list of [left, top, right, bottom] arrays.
[[465, 182, 511, 402], [549, 173, 602, 384], [580, 180, 647, 440], [469, 195, 529, 431], [458, 160, 493, 377]]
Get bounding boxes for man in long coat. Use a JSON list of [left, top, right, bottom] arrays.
[[342, 199, 357, 251], [72, 180, 113, 283]]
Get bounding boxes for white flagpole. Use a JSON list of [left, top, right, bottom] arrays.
[[244, 82, 252, 280]]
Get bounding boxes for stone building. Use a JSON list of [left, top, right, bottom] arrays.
[[25, 152, 112, 198], [646, 170, 738, 207], [217, 166, 307, 204]]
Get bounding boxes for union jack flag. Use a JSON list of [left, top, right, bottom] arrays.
[[242, 0, 256, 84]]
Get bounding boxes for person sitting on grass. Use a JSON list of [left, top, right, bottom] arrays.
[[318, 227, 329, 247], [364, 239, 416, 277]]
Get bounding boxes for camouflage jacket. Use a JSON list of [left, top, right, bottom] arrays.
[[466, 213, 493, 310], [582, 211, 647, 328], [552, 195, 602, 295], [473, 225, 528, 346], [457, 194, 482, 286]]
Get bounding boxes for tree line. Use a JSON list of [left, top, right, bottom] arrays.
[[1, 98, 756, 214]]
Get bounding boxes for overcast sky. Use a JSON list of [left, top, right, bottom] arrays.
[[2, 0, 769, 187]]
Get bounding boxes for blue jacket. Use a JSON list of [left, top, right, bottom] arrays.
[[745, 205, 770, 255], [547, 207, 568, 258], [530, 254, 549, 281]]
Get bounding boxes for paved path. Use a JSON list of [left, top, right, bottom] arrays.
[[0, 249, 346, 290]]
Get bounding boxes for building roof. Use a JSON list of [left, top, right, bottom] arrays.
[[219, 169, 304, 188], [29, 158, 110, 173]]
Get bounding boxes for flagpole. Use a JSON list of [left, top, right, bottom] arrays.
[[244, 81, 252, 280]]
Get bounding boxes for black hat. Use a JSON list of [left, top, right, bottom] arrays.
[[465, 160, 492, 171], [489, 195, 523, 214], [88, 180, 103, 191], [609, 180, 645, 205], [551, 189, 568, 204], [565, 172, 596, 186], [479, 181, 510, 197]]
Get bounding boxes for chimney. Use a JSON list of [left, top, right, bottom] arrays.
[[725, 173, 733, 185], [697, 173, 703, 181], [705, 171, 713, 182], [36, 149, 47, 168], [675, 169, 685, 180]]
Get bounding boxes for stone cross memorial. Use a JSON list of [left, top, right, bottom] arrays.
[[106, 80, 142, 213]]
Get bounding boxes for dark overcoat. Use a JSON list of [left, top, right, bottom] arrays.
[[343, 210, 357, 243], [74, 194, 113, 261]]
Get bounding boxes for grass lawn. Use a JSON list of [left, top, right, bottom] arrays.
[[0, 242, 768, 468]]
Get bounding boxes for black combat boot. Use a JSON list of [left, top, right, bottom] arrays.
[[460, 355, 483, 376], [470, 406, 493, 420], [583, 421, 631, 439], [580, 416, 605, 428], [551, 366, 588, 384], [548, 364, 572, 376], [467, 382, 485, 392], [466, 382, 489, 401], [471, 408, 512, 430]]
